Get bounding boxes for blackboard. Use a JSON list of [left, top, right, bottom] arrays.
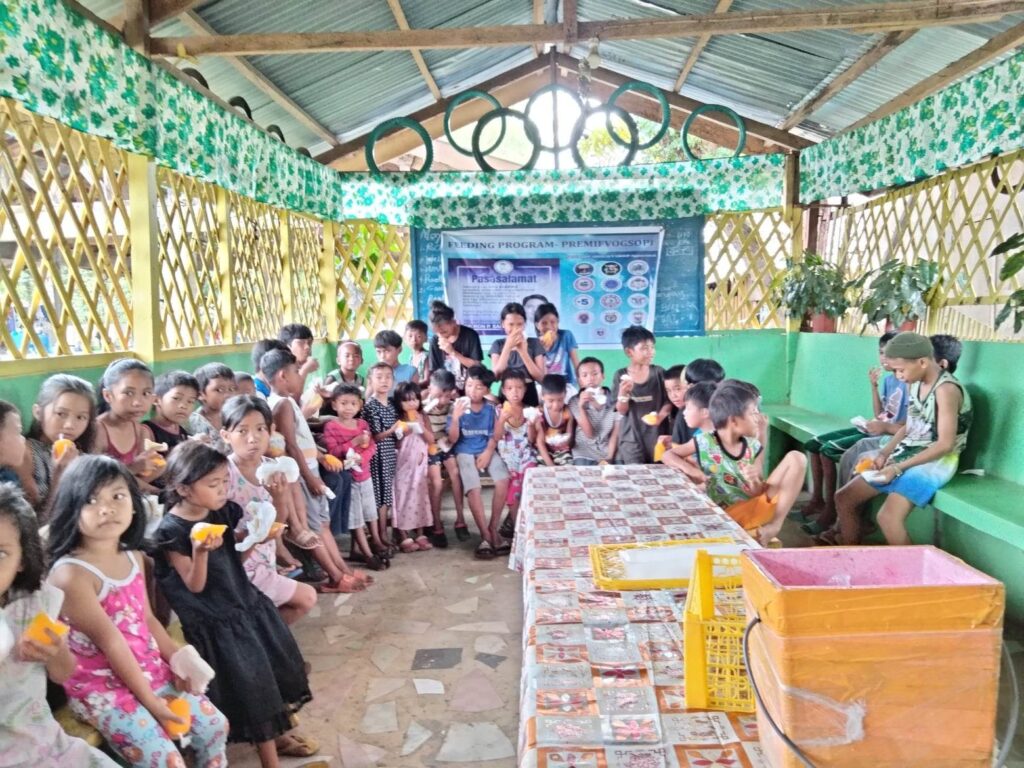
[[411, 218, 705, 339]]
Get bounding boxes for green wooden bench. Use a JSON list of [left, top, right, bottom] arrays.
[[764, 332, 1024, 620]]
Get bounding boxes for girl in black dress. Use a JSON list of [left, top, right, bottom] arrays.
[[151, 441, 316, 767]]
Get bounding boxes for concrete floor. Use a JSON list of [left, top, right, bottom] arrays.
[[227, 489, 523, 768], [227, 491, 1024, 768]]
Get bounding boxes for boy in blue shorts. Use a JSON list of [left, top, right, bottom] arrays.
[[447, 366, 509, 559]]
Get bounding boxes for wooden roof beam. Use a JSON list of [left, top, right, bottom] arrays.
[[385, 0, 442, 101], [533, 0, 546, 55], [150, 1, 1024, 56], [673, 0, 734, 93], [843, 20, 1024, 132], [554, 53, 811, 150], [150, 0, 206, 27], [316, 56, 551, 166], [779, 29, 915, 130]]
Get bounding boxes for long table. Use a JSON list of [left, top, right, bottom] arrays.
[[511, 464, 765, 768]]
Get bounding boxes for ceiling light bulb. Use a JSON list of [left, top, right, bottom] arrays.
[[587, 49, 601, 68]]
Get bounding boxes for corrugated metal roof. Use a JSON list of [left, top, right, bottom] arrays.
[[73, 0, 1024, 157]]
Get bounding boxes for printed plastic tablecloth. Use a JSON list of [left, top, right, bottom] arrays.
[[510, 464, 766, 768]]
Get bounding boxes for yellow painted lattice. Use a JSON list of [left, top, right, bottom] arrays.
[[704, 209, 792, 331], [0, 98, 132, 360], [335, 220, 414, 339], [229, 191, 286, 344], [816, 150, 1024, 340], [155, 167, 224, 349], [288, 213, 327, 339]]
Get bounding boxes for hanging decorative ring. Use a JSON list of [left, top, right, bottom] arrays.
[[681, 104, 746, 161], [266, 124, 286, 143], [569, 106, 639, 170], [524, 84, 585, 153], [365, 116, 433, 176], [181, 67, 209, 89], [472, 108, 541, 173], [605, 80, 670, 150], [228, 96, 253, 121], [444, 89, 507, 157]]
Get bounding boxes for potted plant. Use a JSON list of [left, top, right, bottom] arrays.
[[858, 258, 939, 331], [773, 251, 853, 332], [991, 232, 1024, 332]]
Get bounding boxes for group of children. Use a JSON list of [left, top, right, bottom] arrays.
[[0, 289, 973, 767]]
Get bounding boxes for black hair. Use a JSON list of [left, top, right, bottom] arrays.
[[25, 375, 97, 453], [0, 400, 18, 433], [337, 340, 363, 360], [930, 334, 962, 374], [279, 323, 313, 344], [665, 364, 686, 382], [500, 302, 527, 322], [155, 370, 200, 398], [259, 348, 296, 381], [160, 441, 230, 509], [194, 363, 234, 394], [234, 371, 254, 385], [540, 373, 567, 396], [47, 456, 148, 564], [331, 383, 364, 403], [429, 369, 457, 391], [684, 381, 717, 409], [684, 358, 726, 385], [0, 483, 44, 596], [464, 365, 493, 387], [374, 329, 403, 349], [499, 369, 529, 400], [719, 378, 761, 398], [879, 330, 899, 347], [428, 300, 455, 325], [366, 362, 395, 379], [406, 319, 428, 334], [533, 302, 559, 324], [708, 382, 759, 430], [221, 394, 272, 430], [98, 358, 153, 413], [252, 338, 287, 371], [392, 381, 422, 412], [577, 356, 604, 373], [620, 325, 655, 350]]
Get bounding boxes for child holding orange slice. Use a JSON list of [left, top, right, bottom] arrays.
[[391, 381, 435, 553], [93, 359, 164, 492], [151, 441, 315, 766], [46, 456, 227, 767], [0, 483, 119, 767]]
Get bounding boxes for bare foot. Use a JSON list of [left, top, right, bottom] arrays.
[[801, 499, 826, 519]]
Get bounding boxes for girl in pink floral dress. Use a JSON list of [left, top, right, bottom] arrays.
[[391, 382, 434, 551], [46, 456, 227, 768]]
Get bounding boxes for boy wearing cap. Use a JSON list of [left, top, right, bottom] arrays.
[[833, 332, 972, 546]]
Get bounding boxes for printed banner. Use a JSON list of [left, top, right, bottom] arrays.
[[441, 227, 664, 347]]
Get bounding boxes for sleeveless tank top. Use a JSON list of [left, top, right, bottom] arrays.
[[98, 421, 144, 465]]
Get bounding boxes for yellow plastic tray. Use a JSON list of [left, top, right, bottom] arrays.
[[589, 538, 741, 591]]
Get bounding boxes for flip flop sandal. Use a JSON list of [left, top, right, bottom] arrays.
[[429, 529, 449, 549], [366, 555, 389, 571], [415, 535, 433, 550], [352, 569, 374, 585], [498, 515, 515, 540], [285, 530, 321, 550], [276, 732, 319, 757], [493, 540, 512, 556], [800, 520, 826, 536], [454, 523, 471, 542], [399, 538, 419, 554], [277, 564, 304, 578], [474, 541, 496, 560]]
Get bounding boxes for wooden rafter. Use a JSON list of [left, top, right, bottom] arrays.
[[672, 0, 734, 93], [779, 29, 915, 130], [150, 1, 1024, 56], [554, 53, 810, 150], [385, 0, 441, 101], [150, 0, 206, 27], [562, 0, 578, 51], [533, 0, 546, 55], [122, 0, 148, 52], [844, 20, 1024, 132], [316, 57, 550, 165], [175, 11, 339, 147]]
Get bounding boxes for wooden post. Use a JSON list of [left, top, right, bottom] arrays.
[[320, 220, 339, 342], [784, 153, 805, 336], [216, 186, 235, 344], [280, 210, 294, 322], [126, 152, 160, 362]]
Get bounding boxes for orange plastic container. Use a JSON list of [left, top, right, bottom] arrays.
[[741, 546, 1003, 768]]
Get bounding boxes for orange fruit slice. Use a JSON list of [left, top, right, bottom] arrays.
[[52, 438, 75, 459], [163, 696, 192, 738], [190, 523, 227, 543], [23, 613, 69, 645]]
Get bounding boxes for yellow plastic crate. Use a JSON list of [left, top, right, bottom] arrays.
[[589, 538, 740, 591], [683, 550, 754, 713]]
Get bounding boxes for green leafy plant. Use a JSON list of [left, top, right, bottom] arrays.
[[991, 232, 1024, 332], [772, 251, 853, 322], [857, 258, 939, 328]]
